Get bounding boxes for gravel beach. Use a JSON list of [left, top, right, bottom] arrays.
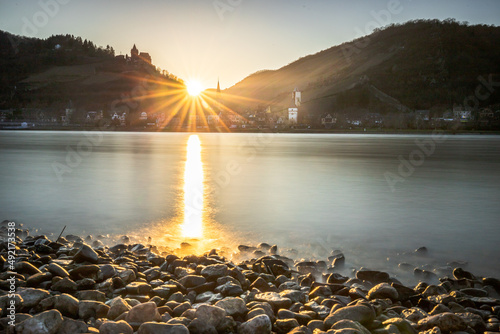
[[1, 220, 499, 334]]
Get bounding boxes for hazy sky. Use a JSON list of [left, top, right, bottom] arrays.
[[1, 0, 499, 89]]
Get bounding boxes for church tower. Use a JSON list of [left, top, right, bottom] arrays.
[[217, 78, 221, 94], [292, 87, 301, 107]]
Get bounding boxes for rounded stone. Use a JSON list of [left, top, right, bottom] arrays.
[[178, 275, 206, 288], [201, 264, 229, 280], [194, 304, 227, 328], [417, 313, 467, 332], [367, 283, 399, 300], [324, 304, 376, 328], [254, 292, 292, 310], [47, 263, 70, 278], [17, 288, 51, 309], [51, 277, 78, 293], [215, 297, 248, 316], [125, 301, 161, 323], [16, 309, 64, 334], [238, 314, 272, 334], [138, 322, 190, 334], [99, 320, 134, 334], [107, 297, 132, 320]]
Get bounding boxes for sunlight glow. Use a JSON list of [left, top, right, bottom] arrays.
[[181, 135, 204, 238], [186, 80, 203, 96]]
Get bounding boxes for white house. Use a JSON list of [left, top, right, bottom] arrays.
[[288, 107, 298, 124]]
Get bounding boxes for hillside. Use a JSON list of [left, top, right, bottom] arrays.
[[0, 31, 182, 122], [225, 19, 500, 116]]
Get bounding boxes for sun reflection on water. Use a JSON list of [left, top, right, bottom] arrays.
[[181, 135, 204, 238]]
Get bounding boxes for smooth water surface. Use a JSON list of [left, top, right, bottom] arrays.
[[1, 131, 499, 277]]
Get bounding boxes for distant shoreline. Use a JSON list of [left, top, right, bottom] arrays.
[[2, 127, 500, 136]]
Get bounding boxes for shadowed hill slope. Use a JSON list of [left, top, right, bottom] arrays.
[[225, 19, 500, 115]]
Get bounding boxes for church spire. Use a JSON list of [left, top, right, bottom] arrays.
[[217, 78, 221, 93]]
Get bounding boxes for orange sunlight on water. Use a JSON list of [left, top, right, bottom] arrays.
[[181, 135, 204, 238]]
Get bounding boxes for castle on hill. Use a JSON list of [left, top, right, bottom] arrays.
[[116, 44, 152, 66], [130, 44, 151, 64]]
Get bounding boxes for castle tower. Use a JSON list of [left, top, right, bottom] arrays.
[[131, 44, 139, 60]]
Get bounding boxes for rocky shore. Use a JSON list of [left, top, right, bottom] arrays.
[[1, 220, 499, 334]]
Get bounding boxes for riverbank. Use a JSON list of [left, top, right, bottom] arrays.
[[1, 220, 499, 334], [2, 126, 500, 135]]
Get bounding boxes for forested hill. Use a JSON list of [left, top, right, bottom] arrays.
[[225, 19, 500, 115], [0, 31, 181, 113]]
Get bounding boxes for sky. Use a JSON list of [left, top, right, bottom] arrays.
[[1, 0, 499, 89]]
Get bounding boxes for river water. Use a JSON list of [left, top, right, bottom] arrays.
[[1, 131, 499, 278]]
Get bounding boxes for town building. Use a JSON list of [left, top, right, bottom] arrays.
[[320, 113, 336, 129], [453, 106, 472, 122]]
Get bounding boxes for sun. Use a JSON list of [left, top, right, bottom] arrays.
[[186, 80, 203, 96]]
